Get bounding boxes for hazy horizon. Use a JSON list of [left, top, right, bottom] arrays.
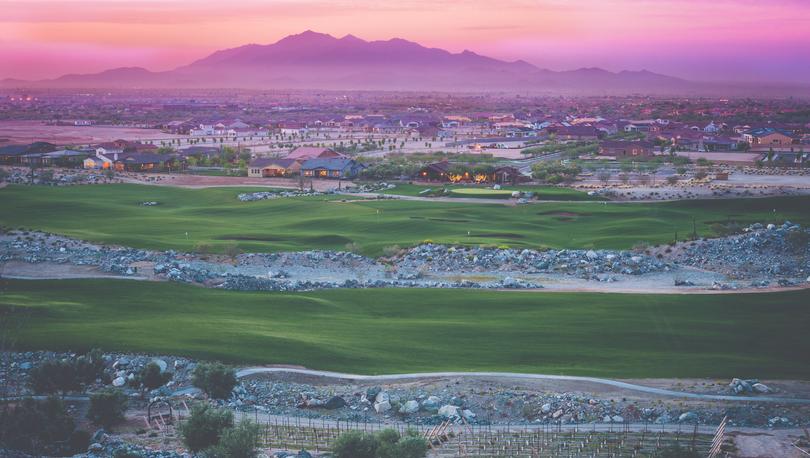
[[2, 0, 809, 85]]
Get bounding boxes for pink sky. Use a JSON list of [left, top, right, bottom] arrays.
[[2, 0, 809, 83]]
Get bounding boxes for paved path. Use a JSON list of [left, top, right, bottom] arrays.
[[236, 367, 810, 404], [8, 368, 809, 406]]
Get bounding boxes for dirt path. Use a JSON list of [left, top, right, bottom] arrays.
[[0, 261, 151, 281]]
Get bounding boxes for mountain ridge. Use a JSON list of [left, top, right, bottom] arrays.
[[2, 31, 806, 96]]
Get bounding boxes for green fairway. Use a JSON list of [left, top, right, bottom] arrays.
[[1, 184, 808, 256], [2, 279, 809, 378], [383, 183, 601, 201], [449, 188, 516, 198]]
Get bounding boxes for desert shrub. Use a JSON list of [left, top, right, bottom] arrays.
[[786, 230, 810, 250], [74, 348, 106, 385], [137, 362, 172, 393], [332, 431, 379, 458], [28, 359, 79, 394], [344, 241, 361, 254], [28, 350, 106, 394], [381, 245, 402, 257], [201, 420, 260, 458], [0, 397, 79, 456], [224, 243, 242, 260], [180, 405, 234, 453], [332, 429, 427, 458], [381, 433, 428, 458], [192, 362, 237, 399], [114, 450, 145, 458], [666, 175, 679, 185], [658, 443, 701, 458], [87, 388, 128, 428], [194, 243, 213, 254], [710, 222, 742, 237]]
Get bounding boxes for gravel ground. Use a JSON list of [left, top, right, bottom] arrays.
[[1, 221, 808, 293], [4, 351, 809, 431]]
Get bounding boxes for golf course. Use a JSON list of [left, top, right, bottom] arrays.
[[2, 279, 810, 379], [1, 184, 808, 255]]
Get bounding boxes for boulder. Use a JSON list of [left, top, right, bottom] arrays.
[[438, 405, 459, 418], [678, 412, 697, 423], [88, 443, 104, 453], [151, 358, 168, 373], [400, 400, 419, 414], [325, 396, 347, 410], [552, 409, 564, 419], [752, 383, 771, 394], [375, 391, 389, 404], [541, 403, 552, 414], [112, 376, 126, 387], [422, 396, 441, 412], [612, 415, 624, 423], [461, 409, 476, 420], [374, 400, 391, 413]]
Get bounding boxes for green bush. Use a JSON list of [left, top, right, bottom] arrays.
[[138, 362, 172, 392], [332, 431, 379, 458], [193, 362, 237, 399], [658, 443, 701, 458], [0, 397, 79, 456], [87, 388, 128, 428], [332, 429, 427, 458], [28, 349, 106, 394], [201, 420, 260, 458], [28, 359, 79, 394], [180, 404, 234, 453], [74, 348, 106, 384], [786, 230, 809, 250], [380, 434, 428, 458]]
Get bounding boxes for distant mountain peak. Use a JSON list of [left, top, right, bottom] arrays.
[[3, 30, 793, 95]]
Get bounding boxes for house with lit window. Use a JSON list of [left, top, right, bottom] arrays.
[[301, 158, 365, 179]]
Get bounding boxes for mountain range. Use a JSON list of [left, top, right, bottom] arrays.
[[3, 31, 807, 96]]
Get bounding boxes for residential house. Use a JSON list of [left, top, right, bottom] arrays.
[[744, 128, 796, 150], [247, 158, 301, 177], [113, 153, 178, 172], [301, 158, 365, 179], [416, 161, 451, 181], [554, 125, 600, 141], [285, 146, 344, 161], [599, 140, 654, 158], [0, 142, 57, 164]]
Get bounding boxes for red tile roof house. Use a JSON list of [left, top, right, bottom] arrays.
[[284, 147, 345, 160]]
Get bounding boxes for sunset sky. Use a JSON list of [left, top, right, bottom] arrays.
[[2, 0, 809, 83]]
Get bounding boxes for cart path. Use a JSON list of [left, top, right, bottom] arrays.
[[235, 367, 810, 404]]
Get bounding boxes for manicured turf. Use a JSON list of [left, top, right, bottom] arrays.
[[1, 184, 808, 256], [383, 183, 601, 201], [0, 185, 810, 255], [449, 188, 516, 198], [2, 279, 809, 378]]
